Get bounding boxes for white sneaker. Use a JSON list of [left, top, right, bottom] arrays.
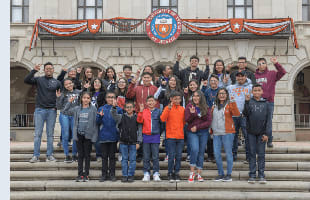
[[164, 155, 168, 162], [118, 154, 122, 162], [142, 173, 150, 182], [153, 173, 161, 182]]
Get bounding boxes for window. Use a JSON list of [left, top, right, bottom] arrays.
[[227, 0, 252, 19], [77, 0, 103, 19], [10, 0, 29, 23], [152, 0, 178, 13], [303, 0, 310, 21]]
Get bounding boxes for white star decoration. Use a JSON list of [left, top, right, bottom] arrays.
[[91, 23, 98, 30], [233, 23, 240, 29]]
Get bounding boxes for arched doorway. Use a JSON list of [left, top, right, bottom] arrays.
[[10, 66, 35, 127], [293, 65, 310, 140]]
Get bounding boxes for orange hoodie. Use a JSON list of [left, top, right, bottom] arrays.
[[160, 105, 185, 139], [210, 101, 240, 134]]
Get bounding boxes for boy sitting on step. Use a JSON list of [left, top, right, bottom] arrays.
[[243, 84, 271, 184], [111, 101, 142, 183]]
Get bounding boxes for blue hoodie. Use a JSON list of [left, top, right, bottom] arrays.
[[226, 80, 252, 114], [202, 86, 220, 108], [96, 104, 123, 142]]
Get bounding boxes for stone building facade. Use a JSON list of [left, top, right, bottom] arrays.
[[10, 0, 310, 141]]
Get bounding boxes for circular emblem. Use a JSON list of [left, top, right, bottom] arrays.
[[146, 9, 182, 44]]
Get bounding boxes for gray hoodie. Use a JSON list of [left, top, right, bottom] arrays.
[[211, 104, 226, 135], [226, 81, 252, 114], [56, 89, 82, 115]]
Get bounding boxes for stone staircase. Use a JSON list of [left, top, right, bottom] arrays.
[[10, 142, 310, 200]]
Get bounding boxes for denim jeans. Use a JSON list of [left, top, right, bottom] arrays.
[[184, 124, 191, 157], [213, 133, 234, 176], [59, 113, 77, 156], [166, 139, 184, 175], [137, 124, 143, 159], [33, 108, 56, 157], [267, 102, 274, 143], [143, 143, 160, 174], [188, 129, 209, 170], [232, 116, 249, 159], [120, 144, 137, 177], [248, 133, 266, 178]]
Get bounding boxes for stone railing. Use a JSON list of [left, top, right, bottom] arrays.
[[295, 114, 310, 128]]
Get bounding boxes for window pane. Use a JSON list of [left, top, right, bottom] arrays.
[[12, 0, 22, 6], [97, 0, 103, 6], [86, 8, 95, 19], [171, 7, 177, 13], [302, 6, 309, 21], [153, 0, 159, 7], [160, 0, 169, 6], [23, 6, 29, 22], [12, 7, 22, 22], [78, 8, 84, 19], [246, 0, 252, 5], [171, 0, 177, 6], [97, 8, 102, 19], [24, 0, 29, 6], [302, 0, 308, 4], [235, 7, 245, 18], [246, 7, 252, 19], [228, 0, 233, 5], [235, 0, 244, 6], [78, 0, 84, 6], [86, 0, 95, 6], [228, 7, 233, 18]]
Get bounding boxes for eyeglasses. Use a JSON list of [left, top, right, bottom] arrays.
[[125, 106, 133, 108], [238, 62, 246, 64], [106, 96, 115, 99], [118, 81, 126, 84], [258, 62, 266, 66], [218, 93, 227, 95]]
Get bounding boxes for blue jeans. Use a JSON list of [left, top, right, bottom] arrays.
[[232, 116, 249, 159], [188, 129, 209, 169], [213, 134, 234, 176], [143, 143, 160, 174], [166, 139, 184, 175], [59, 113, 77, 156], [184, 124, 191, 157], [33, 108, 56, 157], [248, 133, 266, 178], [120, 144, 137, 177], [267, 102, 274, 143]]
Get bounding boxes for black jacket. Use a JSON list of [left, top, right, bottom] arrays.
[[243, 98, 271, 137], [24, 70, 61, 109], [230, 69, 256, 85], [173, 61, 209, 89], [57, 70, 82, 90], [111, 109, 142, 145]]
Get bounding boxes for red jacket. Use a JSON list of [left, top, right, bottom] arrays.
[[160, 105, 185, 139], [126, 83, 159, 113]]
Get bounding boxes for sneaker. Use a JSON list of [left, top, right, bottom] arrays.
[[258, 177, 267, 184], [99, 176, 106, 182], [72, 155, 78, 162], [136, 156, 142, 163], [267, 142, 273, 148], [127, 176, 134, 182], [153, 173, 161, 182], [142, 173, 150, 182], [248, 177, 256, 184], [175, 174, 181, 182], [164, 155, 168, 162], [96, 157, 102, 162], [118, 154, 122, 162], [29, 156, 40, 163], [222, 175, 232, 182], [188, 172, 195, 183], [121, 176, 128, 183], [233, 154, 237, 161], [75, 175, 84, 182], [46, 155, 57, 162], [196, 173, 204, 182], [168, 173, 175, 182], [186, 155, 190, 162], [57, 141, 62, 147], [110, 175, 117, 182], [83, 176, 89, 182], [64, 155, 72, 163], [243, 159, 249, 164], [213, 175, 224, 182]]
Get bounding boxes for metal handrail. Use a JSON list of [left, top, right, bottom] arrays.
[[10, 114, 35, 127], [295, 114, 310, 128]]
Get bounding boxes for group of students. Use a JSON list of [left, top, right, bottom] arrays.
[[24, 53, 286, 184]]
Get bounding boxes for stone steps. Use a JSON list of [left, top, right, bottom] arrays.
[[9, 161, 310, 171], [10, 180, 310, 192], [10, 191, 310, 200]]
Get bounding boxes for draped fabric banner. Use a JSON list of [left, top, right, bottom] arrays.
[[29, 17, 299, 50]]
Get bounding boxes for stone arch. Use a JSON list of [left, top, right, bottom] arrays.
[[288, 59, 310, 91], [10, 61, 32, 71]]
